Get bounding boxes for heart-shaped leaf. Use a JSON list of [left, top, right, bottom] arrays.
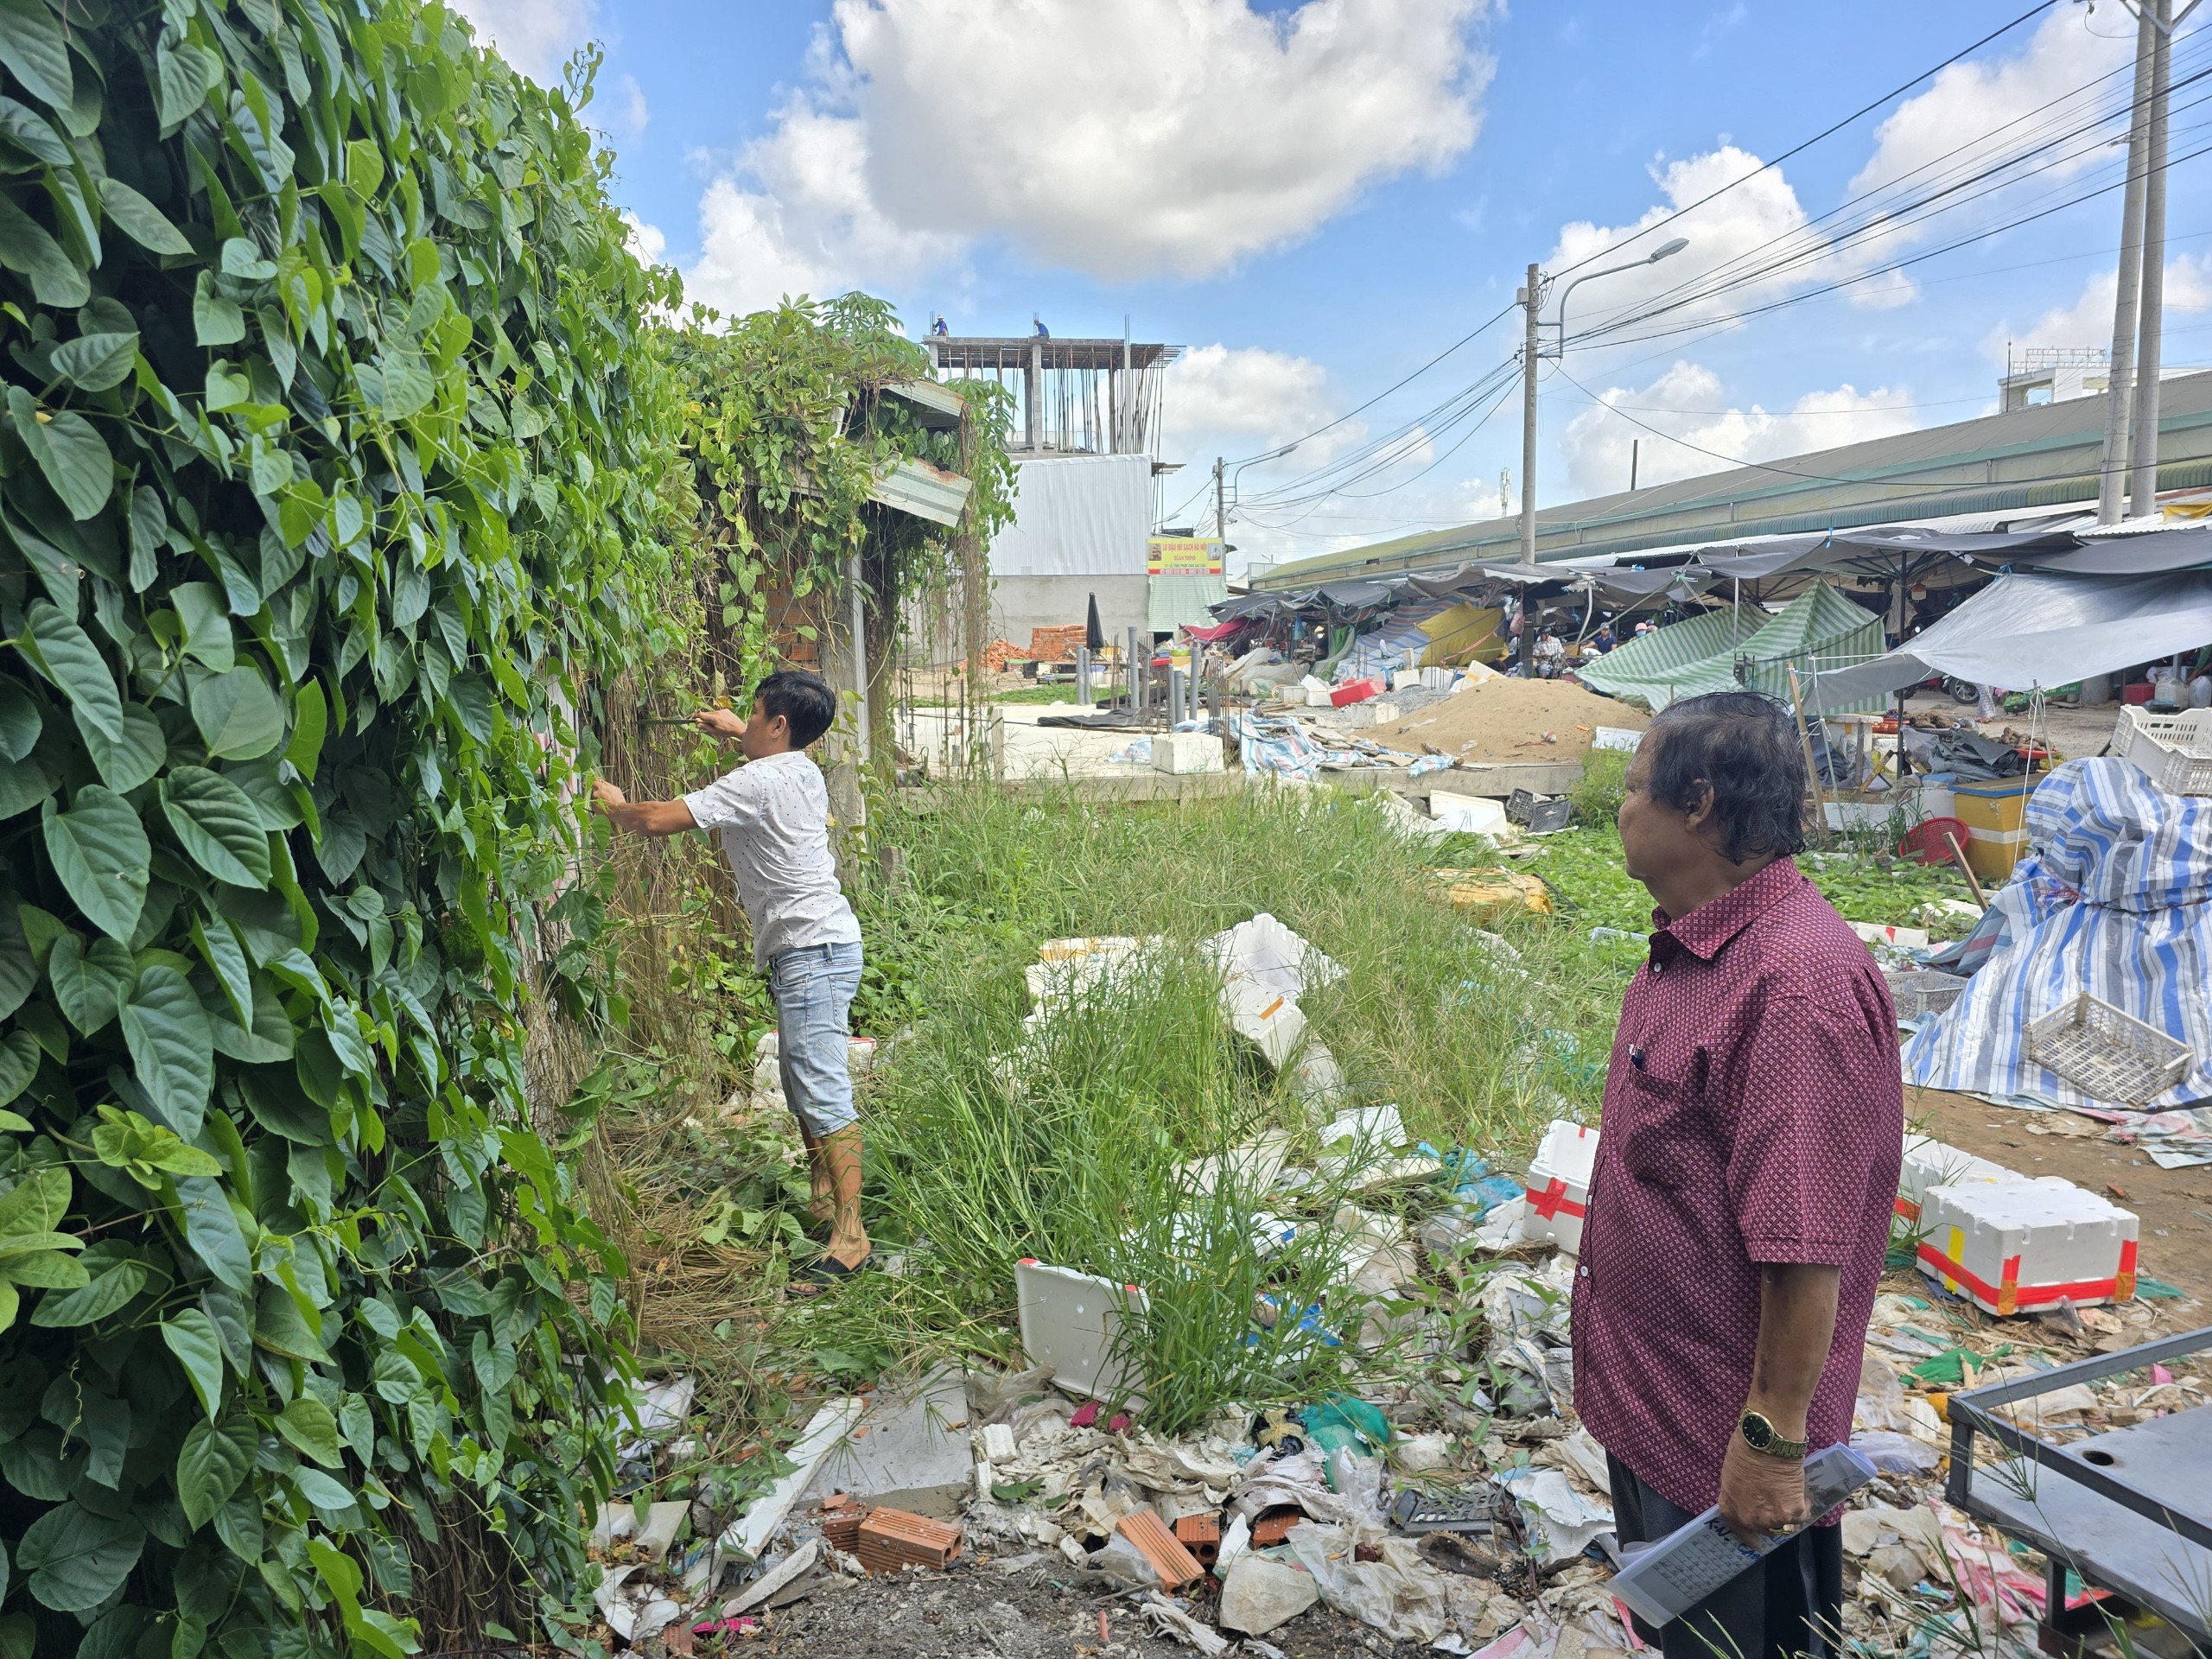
[[191, 271, 244, 346], [23, 599, 121, 744], [28, 1254, 143, 1325], [161, 1310, 228, 1419], [189, 667, 283, 760], [173, 1175, 251, 1292], [175, 1415, 255, 1529], [0, 0, 75, 113], [77, 702, 164, 793], [189, 912, 252, 1025], [16, 1504, 142, 1614], [48, 329, 137, 392], [275, 1395, 343, 1467], [0, 678, 39, 761], [0, 905, 29, 1022], [0, 1166, 67, 1236], [0, 192, 85, 307], [208, 977, 294, 1065], [160, 766, 271, 887], [171, 582, 233, 671], [40, 786, 149, 943], [285, 679, 327, 780], [120, 965, 213, 1139], [0, 1033, 34, 1109], [95, 176, 191, 257], [0, 1249, 86, 1289], [45, 931, 134, 1033], [10, 389, 112, 521]]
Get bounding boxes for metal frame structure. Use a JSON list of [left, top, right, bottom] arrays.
[[1946, 1325, 2212, 1649], [928, 336, 1181, 457]]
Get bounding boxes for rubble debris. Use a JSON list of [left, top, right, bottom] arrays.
[[1285, 1520, 1453, 1645], [855, 1507, 964, 1573], [1116, 1509, 1207, 1589], [720, 1396, 866, 1561], [1172, 1511, 1222, 1567], [802, 1365, 973, 1518], [1140, 1589, 1235, 1654], [635, 1498, 690, 1562], [725, 1538, 821, 1614]]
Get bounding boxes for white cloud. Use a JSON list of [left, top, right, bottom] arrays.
[[1172, 345, 1336, 440], [1993, 256, 2212, 360], [616, 73, 649, 137], [676, 0, 1492, 311], [448, 0, 598, 86], [1559, 361, 1918, 497], [622, 212, 666, 269], [1849, 7, 2132, 202]]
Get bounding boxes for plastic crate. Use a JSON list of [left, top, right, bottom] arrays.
[[2025, 992, 2192, 1105], [2111, 707, 2212, 796], [1883, 969, 1968, 1020]]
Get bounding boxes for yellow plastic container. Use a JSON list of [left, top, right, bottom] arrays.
[[1950, 781, 2031, 880]]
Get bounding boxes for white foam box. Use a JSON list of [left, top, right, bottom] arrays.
[[1221, 976, 1306, 1070], [1014, 1259, 1148, 1403], [1429, 791, 1510, 836], [1896, 1134, 2023, 1224], [1152, 731, 1224, 774], [1916, 1176, 2139, 1314], [1522, 1119, 1599, 1255]]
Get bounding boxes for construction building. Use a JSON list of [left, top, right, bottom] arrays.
[[931, 332, 1215, 652]]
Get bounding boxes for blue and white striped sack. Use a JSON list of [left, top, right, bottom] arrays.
[[1904, 758, 2212, 1109]]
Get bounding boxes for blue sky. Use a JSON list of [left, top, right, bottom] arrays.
[[454, 0, 2212, 574]]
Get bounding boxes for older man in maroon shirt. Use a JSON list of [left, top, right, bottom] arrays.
[[1573, 691, 1902, 1659]]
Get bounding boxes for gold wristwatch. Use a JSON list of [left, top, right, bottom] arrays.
[[1738, 1409, 1808, 1460]]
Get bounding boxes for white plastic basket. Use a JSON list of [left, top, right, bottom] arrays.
[[2025, 992, 2191, 1105], [2110, 706, 2212, 796], [1882, 969, 1968, 1020]]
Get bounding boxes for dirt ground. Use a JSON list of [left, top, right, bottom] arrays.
[[1378, 675, 1648, 763], [1908, 1084, 2212, 1305], [714, 1555, 1417, 1658]]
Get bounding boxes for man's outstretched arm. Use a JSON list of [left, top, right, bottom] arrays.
[[593, 779, 697, 838]]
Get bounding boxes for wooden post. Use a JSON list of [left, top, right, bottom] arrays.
[[1787, 665, 1831, 845]]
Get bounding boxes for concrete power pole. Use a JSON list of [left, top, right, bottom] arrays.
[[1517, 261, 1542, 677], [2130, 0, 2174, 518], [1214, 455, 1226, 540], [2099, 1, 2159, 524]]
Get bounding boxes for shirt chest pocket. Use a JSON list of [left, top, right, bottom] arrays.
[[1618, 1056, 1707, 1191]]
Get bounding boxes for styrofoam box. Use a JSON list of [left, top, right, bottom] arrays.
[[1429, 791, 1510, 837], [1897, 1133, 2024, 1224], [1153, 731, 1224, 775], [1522, 1119, 1599, 1255], [1221, 976, 1306, 1070], [1916, 1176, 2139, 1314], [1015, 1259, 1148, 1403]]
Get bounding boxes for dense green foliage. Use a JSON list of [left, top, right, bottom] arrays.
[[666, 293, 1015, 694], [0, 2, 681, 1652]]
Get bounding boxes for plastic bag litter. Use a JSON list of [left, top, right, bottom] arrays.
[[1854, 1348, 1909, 1433], [1140, 1591, 1232, 1655], [1495, 1467, 1615, 1564], [1084, 1532, 1161, 1590], [1285, 1520, 1452, 1645], [1848, 1428, 1942, 1476], [966, 1365, 1058, 1425]]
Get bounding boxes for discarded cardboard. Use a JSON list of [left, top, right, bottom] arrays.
[[1015, 1259, 1149, 1402]]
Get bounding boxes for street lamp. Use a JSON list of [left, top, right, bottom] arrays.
[[1514, 236, 1688, 674]]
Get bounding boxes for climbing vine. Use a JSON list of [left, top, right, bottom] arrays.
[[0, 1, 684, 1654]]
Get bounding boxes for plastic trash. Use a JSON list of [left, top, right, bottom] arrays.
[[1303, 1395, 1393, 1455], [1848, 1429, 1942, 1475], [1283, 1521, 1452, 1644], [1495, 1467, 1615, 1563], [1327, 1444, 1384, 1512]]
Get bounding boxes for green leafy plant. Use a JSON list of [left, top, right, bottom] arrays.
[[0, 2, 683, 1652]]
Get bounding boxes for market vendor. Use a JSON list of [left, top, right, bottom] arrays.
[[1573, 690, 1902, 1659]]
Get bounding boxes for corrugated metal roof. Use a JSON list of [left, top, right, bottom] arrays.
[[868, 458, 973, 526], [1258, 372, 2212, 588]]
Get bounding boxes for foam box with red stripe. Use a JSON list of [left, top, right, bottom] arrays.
[[1522, 1119, 1598, 1255], [1896, 1134, 2024, 1225], [1916, 1176, 2139, 1315]]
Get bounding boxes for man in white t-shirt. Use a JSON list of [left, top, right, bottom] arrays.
[[592, 671, 869, 1281]]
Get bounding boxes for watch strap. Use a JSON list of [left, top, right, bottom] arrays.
[[1739, 1409, 1808, 1460]]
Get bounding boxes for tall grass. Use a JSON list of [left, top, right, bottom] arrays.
[[786, 781, 1633, 1432]]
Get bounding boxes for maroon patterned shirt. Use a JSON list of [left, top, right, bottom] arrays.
[[1571, 857, 1902, 1516]]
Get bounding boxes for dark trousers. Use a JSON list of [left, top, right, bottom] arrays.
[[1607, 1453, 1845, 1659]]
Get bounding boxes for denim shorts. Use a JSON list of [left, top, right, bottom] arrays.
[[770, 940, 864, 1139]]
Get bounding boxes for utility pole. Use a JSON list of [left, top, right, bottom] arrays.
[[1214, 455, 1226, 540], [2099, 0, 2158, 524], [1517, 261, 1542, 677], [1630, 438, 1641, 494], [2130, 0, 2174, 518]]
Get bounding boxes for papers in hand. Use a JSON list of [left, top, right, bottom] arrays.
[[1609, 1445, 1878, 1628]]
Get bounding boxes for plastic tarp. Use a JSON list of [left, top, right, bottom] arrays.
[[1573, 584, 1887, 713], [1337, 600, 1503, 681], [989, 454, 1154, 577], [2013, 527, 2212, 576], [1904, 759, 2212, 1110], [1810, 569, 2212, 704]]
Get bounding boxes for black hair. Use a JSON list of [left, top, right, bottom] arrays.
[[753, 670, 838, 748], [1639, 690, 1808, 864]]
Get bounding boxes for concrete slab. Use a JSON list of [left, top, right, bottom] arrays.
[[801, 1366, 975, 1518]]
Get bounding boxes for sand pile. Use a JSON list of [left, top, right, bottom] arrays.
[[1380, 674, 1647, 763]]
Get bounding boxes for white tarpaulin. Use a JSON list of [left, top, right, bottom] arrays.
[[1812, 569, 2212, 704], [987, 454, 1154, 578]]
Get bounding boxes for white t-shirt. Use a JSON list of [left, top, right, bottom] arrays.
[[681, 751, 861, 968]]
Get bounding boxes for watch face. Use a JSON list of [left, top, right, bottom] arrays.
[[1743, 1412, 1774, 1450]]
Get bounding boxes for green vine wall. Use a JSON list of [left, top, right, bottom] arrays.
[[0, 1, 682, 1654]]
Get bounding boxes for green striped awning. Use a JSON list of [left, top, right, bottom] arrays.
[[1575, 584, 1886, 713]]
